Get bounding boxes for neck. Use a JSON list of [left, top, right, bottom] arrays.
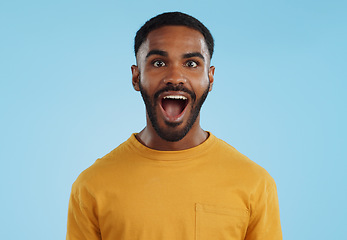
[[136, 119, 208, 151]]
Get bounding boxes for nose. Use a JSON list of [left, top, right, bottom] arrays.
[[163, 65, 187, 85]]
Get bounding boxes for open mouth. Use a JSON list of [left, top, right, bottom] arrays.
[[161, 95, 189, 120]]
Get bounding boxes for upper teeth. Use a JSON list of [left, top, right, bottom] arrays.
[[163, 95, 187, 100]]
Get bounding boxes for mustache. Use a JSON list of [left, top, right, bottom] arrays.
[[154, 85, 196, 102]]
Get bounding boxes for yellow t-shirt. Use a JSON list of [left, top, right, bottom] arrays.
[[67, 133, 282, 240]]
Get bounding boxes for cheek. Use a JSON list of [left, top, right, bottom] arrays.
[[139, 71, 161, 90], [192, 73, 211, 97], [192, 72, 210, 89]]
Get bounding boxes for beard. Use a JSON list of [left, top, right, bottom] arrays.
[[139, 82, 210, 142]]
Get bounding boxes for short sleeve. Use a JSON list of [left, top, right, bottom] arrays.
[[245, 180, 282, 240], [66, 180, 101, 240]]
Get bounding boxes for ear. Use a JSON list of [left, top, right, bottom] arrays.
[[208, 66, 215, 92], [131, 65, 140, 91]]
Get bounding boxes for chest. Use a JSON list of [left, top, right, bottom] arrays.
[[95, 165, 251, 240]]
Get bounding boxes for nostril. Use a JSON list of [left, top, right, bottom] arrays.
[[165, 82, 185, 87], [163, 71, 187, 85]]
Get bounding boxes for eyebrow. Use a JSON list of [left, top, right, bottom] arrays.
[[145, 50, 205, 62], [183, 52, 205, 62], [145, 49, 168, 59]]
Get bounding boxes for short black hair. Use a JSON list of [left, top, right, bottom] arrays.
[[134, 12, 214, 59]]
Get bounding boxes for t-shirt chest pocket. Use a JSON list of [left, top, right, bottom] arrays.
[[195, 203, 249, 240]]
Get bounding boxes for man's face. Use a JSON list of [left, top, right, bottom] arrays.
[[132, 26, 215, 142]]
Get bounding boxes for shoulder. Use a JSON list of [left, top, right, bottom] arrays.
[[212, 136, 276, 187], [71, 139, 132, 192]]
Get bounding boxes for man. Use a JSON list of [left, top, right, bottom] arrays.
[[67, 12, 282, 240]]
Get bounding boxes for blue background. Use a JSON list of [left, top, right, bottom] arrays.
[[1, 0, 346, 239]]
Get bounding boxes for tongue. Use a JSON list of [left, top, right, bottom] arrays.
[[162, 99, 183, 117]]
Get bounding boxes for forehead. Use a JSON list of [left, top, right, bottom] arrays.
[[137, 26, 209, 59]]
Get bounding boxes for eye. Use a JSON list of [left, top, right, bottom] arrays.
[[153, 60, 166, 67], [185, 60, 198, 68]]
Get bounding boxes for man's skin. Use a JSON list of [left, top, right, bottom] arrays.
[[131, 26, 215, 151]]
